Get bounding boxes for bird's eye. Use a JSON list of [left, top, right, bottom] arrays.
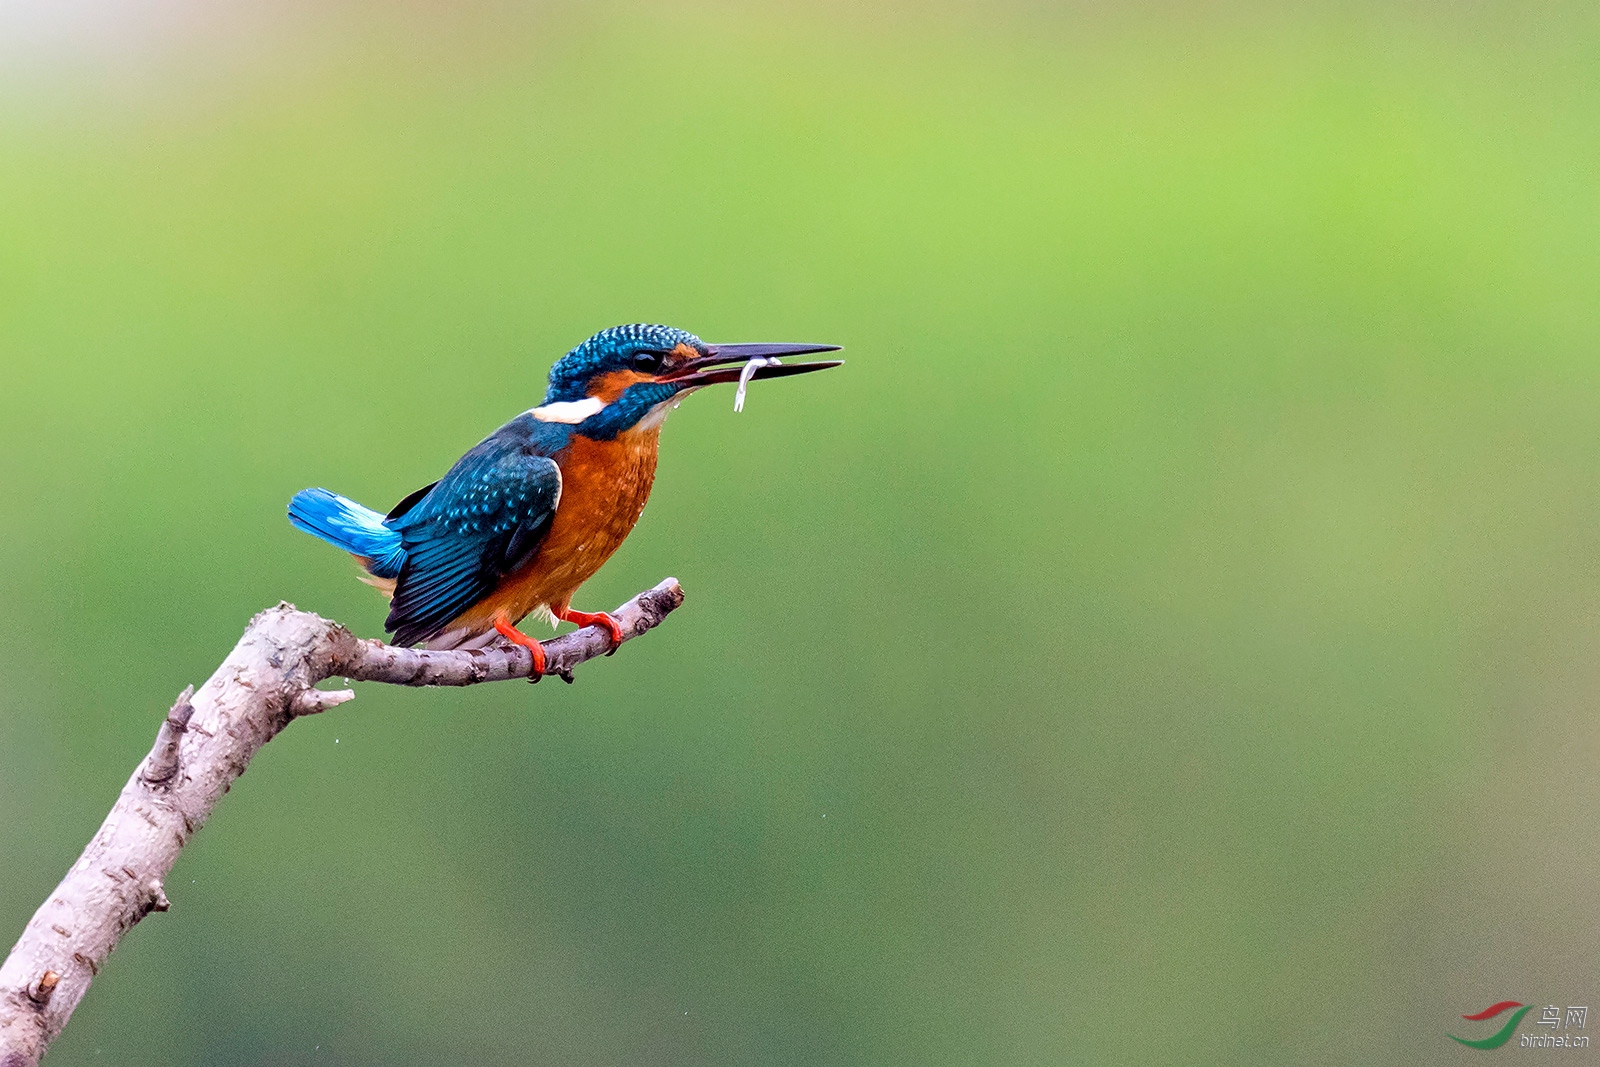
[[630, 350, 665, 374]]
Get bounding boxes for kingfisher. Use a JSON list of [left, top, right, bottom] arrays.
[[287, 324, 841, 677]]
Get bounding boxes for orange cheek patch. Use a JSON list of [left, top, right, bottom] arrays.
[[588, 370, 653, 402]]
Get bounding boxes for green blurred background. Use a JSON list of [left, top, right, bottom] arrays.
[[4, 2, 1600, 1063]]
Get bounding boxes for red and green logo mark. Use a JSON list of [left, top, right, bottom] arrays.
[[1449, 1002, 1533, 1049]]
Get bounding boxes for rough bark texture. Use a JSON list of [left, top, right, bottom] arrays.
[[0, 578, 685, 1067]]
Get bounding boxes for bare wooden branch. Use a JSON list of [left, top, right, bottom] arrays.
[[0, 578, 685, 1067], [138, 686, 194, 787]]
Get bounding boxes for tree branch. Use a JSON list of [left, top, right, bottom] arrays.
[[0, 578, 685, 1067]]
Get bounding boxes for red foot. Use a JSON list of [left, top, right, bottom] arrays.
[[555, 607, 624, 653], [494, 615, 546, 678]]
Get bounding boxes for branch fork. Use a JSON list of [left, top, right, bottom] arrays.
[[0, 578, 685, 1066]]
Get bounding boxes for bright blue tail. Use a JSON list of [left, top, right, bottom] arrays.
[[288, 488, 406, 579]]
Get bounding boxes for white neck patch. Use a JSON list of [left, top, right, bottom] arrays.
[[530, 397, 605, 424]]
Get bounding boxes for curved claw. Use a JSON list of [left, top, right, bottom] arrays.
[[494, 614, 546, 679], [555, 608, 624, 654]]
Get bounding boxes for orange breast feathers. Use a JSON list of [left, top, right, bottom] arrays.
[[453, 427, 662, 633]]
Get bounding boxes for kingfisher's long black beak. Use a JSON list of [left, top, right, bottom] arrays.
[[659, 342, 843, 389]]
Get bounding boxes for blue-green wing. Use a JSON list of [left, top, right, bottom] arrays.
[[384, 445, 562, 646]]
